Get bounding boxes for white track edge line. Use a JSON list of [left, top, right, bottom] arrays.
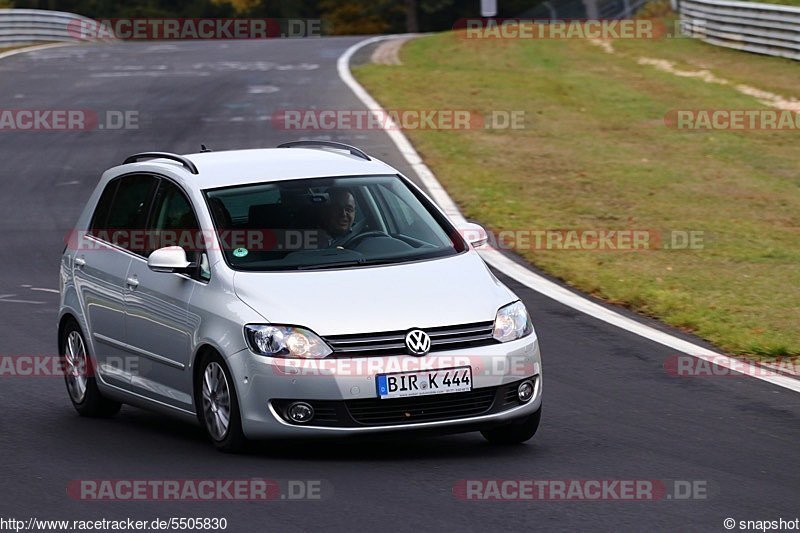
[[337, 35, 800, 393]]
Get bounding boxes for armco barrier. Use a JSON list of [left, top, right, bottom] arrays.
[[0, 8, 115, 46], [677, 0, 800, 61]]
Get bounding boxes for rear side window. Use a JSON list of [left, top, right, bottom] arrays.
[[106, 175, 158, 233], [90, 174, 158, 252], [89, 180, 119, 234]]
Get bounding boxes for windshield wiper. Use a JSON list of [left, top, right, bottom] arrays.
[[296, 257, 400, 271]]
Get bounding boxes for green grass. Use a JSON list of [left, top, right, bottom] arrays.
[[0, 44, 42, 54], [354, 27, 800, 356]]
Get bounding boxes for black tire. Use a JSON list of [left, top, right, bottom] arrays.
[[60, 319, 122, 418], [195, 351, 247, 453], [481, 407, 541, 445]]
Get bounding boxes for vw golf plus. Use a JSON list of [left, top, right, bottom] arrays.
[[58, 141, 542, 452]]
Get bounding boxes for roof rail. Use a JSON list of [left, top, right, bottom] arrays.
[[123, 152, 199, 175], [277, 140, 371, 161]]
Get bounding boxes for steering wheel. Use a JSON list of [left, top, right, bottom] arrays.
[[337, 230, 390, 249]]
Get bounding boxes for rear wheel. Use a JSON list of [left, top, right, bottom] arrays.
[[196, 351, 247, 453], [481, 407, 541, 445], [60, 319, 121, 417]]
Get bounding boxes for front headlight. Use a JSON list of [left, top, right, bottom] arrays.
[[493, 301, 533, 343], [244, 325, 333, 359]]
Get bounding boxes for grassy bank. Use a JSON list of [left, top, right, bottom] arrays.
[[354, 28, 800, 355], [0, 43, 45, 54]]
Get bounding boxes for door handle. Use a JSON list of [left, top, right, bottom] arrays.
[[125, 276, 139, 289], [74, 257, 86, 268]]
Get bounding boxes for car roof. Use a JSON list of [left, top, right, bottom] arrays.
[[107, 147, 399, 190]]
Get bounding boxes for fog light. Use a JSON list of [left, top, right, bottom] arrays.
[[287, 402, 314, 423], [517, 380, 535, 402]]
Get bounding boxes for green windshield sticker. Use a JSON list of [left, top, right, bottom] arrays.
[[233, 248, 249, 258]]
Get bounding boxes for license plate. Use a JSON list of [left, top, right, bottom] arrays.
[[376, 366, 472, 399]]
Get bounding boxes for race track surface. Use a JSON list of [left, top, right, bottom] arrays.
[[0, 38, 797, 531]]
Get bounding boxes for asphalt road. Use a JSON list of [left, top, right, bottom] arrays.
[[0, 37, 798, 532]]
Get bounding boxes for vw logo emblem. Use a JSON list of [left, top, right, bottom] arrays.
[[405, 329, 431, 356]]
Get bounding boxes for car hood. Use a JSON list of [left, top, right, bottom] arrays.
[[232, 251, 516, 336]]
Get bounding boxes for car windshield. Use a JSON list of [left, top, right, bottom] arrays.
[[204, 175, 467, 271]]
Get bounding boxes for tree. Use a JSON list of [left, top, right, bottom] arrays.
[[405, 0, 418, 32], [319, 0, 402, 35], [212, 0, 260, 14]]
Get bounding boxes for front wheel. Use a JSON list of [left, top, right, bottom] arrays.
[[60, 320, 121, 418], [196, 351, 247, 453], [481, 407, 541, 445]]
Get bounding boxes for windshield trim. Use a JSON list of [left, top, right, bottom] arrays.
[[235, 249, 466, 273]]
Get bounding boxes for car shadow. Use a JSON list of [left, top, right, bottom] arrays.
[[101, 406, 541, 461], [244, 435, 540, 461]]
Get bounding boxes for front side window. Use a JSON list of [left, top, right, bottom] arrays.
[[147, 180, 209, 281], [204, 175, 466, 271], [147, 180, 200, 257]]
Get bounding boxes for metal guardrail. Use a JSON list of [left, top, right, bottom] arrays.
[[677, 0, 800, 61], [0, 8, 115, 46]]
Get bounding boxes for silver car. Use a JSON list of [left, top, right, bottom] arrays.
[[58, 141, 543, 452]]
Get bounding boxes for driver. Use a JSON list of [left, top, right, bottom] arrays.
[[318, 187, 356, 247]]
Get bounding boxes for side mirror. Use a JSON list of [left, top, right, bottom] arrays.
[[458, 222, 489, 248], [147, 246, 194, 273]]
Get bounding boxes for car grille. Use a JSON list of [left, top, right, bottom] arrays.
[[345, 387, 496, 425], [322, 321, 498, 357], [271, 378, 536, 428], [502, 385, 520, 407]]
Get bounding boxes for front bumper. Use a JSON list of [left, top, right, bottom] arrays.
[[226, 334, 542, 439]]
